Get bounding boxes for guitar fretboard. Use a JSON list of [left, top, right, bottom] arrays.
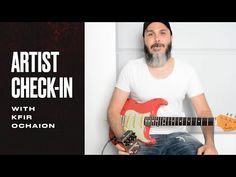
[[144, 117, 214, 126]]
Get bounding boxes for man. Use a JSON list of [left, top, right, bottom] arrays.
[[107, 22, 218, 155]]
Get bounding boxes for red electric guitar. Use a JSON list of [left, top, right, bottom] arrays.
[[109, 98, 236, 145]]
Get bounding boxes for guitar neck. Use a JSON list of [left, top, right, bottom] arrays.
[[144, 117, 215, 126]]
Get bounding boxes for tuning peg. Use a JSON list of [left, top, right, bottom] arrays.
[[230, 114, 233, 117], [226, 113, 229, 116]]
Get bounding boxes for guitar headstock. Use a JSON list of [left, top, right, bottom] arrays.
[[116, 130, 140, 155], [216, 114, 236, 131]]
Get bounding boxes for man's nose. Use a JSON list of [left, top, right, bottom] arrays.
[[153, 34, 160, 42]]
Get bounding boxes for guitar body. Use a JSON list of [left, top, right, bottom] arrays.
[[109, 98, 168, 145]]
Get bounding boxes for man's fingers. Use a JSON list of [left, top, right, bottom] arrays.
[[118, 151, 129, 155], [116, 144, 129, 155], [197, 146, 204, 155], [116, 144, 125, 151]]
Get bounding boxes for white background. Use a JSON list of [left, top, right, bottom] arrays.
[[85, 22, 236, 155]]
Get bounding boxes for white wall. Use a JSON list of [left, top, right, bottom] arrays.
[[85, 23, 117, 154], [85, 22, 236, 155]]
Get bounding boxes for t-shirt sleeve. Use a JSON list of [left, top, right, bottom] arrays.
[[187, 68, 204, 98], [115, 62, 132, 93]]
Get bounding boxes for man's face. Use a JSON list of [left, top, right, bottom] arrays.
[[144, 22, 172, 67]]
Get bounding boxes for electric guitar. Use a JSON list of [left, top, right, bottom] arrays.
[[109, 98, 236, 145]]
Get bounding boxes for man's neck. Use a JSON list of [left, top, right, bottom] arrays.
[[147, 57, 175, 79]]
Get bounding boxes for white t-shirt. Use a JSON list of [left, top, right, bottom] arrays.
[[116, 58, 204, 134]]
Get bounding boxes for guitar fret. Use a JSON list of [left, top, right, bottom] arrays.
[[197, 118, 201, 126], [163, 117, 166, 126], [187, 117, 191, 126], [184, 117, 187, 126], [202, 118, 208, 126], [144, 116, 215, 127], [208, 118, 214, 126]]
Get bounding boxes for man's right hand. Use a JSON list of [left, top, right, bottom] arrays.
[[115, 143, 129, 155]]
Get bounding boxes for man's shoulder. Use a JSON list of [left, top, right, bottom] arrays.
[[123, 57, 145, 68]]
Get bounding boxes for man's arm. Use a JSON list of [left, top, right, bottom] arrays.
[[107, 88, 130, 155], [107, 88, 130, 138], [191, 93, 218, 155]]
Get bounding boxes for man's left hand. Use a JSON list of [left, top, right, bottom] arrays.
[[197, 144, 218, 155]]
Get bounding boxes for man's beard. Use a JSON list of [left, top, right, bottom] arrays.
[[144, 42, 172, 67]]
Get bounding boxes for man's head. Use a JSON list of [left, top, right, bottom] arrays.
[[143, 22, 173, 67], [143, 22, 172, 37]]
